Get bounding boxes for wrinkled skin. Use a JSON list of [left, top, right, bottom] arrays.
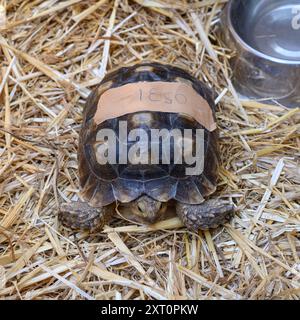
[[128, 195, 166, 224]]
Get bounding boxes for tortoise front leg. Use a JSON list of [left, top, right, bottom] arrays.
[[176, 199, 234, 231], [59, 202, 113, 232]]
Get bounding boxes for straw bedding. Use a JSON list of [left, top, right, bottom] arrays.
[[0, 0, 299, 300]]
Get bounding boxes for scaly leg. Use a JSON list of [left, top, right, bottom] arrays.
[[59, 202, 113, 232], [176, 199, 234, 231]]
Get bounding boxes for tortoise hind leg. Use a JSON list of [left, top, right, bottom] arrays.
[[59, 202, 113, 232], [176, 199, 234, 231]]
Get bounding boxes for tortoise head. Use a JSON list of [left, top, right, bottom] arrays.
[[129, 195, 165, 224]]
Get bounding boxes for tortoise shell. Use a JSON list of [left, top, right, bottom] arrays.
[[78, 62, 219, 207]]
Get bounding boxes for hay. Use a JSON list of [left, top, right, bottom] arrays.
[[0, 0, 299, 300]]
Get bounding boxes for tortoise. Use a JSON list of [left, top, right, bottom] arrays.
[[59, 62, 234, 232]]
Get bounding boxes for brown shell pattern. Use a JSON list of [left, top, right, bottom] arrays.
[[78, 62, 219, 206]]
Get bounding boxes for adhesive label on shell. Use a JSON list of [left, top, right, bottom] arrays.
[[94, 81, 217, 132]]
